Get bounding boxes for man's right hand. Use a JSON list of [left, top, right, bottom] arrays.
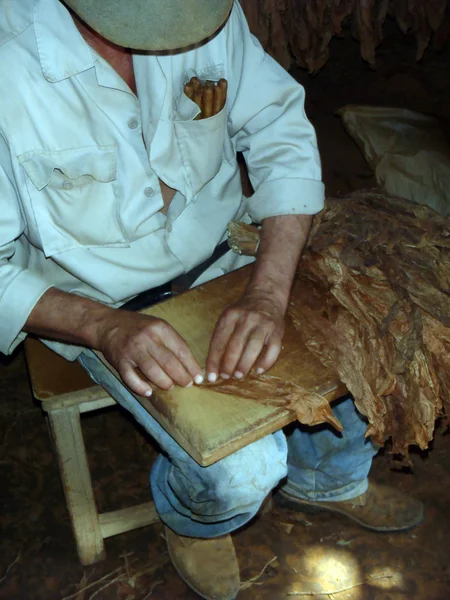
[[94, 310, 203, 397], [24, 287, 203, 398]]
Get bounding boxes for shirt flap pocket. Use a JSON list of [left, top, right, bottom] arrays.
[[19, 146, 116, 190], [185, 64, 225, 84], [17, 146, 126, 257], [174, 91, 201, 122]]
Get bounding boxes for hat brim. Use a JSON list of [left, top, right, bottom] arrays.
[[64, 0, 234, 51]]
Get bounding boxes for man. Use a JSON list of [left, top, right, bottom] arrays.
[[0, 1, 423, 598]]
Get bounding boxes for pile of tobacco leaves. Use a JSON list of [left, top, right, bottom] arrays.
[[228, 190, 450, 454]]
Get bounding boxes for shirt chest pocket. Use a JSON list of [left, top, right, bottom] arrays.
[[18, 146, 128, 257], [173, 91, 235, 198]]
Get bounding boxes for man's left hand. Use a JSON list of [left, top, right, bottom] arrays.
[[206, 289, 285, 381]]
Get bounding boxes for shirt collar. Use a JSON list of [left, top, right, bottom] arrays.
[[0, 0, 33, 45], [34, 0, 94, 83]]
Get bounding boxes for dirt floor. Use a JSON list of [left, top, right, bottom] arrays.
[[1, 19, 450, 600]]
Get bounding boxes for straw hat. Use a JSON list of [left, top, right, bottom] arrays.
[[64, 0, 234, 51]]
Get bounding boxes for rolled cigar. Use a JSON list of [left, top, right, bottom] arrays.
[[212, 84, 222, 115], [193, 89, 203, 119], [217, 78, 228, 111], [190, 76, 202, 92], [202, 85, 214, 118], [183, 83, 194, 99]]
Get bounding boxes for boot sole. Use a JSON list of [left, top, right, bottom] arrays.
[[276, 489, 425, 533]]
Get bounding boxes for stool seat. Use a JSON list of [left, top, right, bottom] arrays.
[[26, 337, 93, 399], [25, 337, 159, 566]]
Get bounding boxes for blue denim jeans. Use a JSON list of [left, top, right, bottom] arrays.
[[79, 350, 378, 538]]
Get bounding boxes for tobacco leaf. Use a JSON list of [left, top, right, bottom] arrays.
[[206, 374, 343, 431], [332, 0, 357, 35], [434, 3, 450, 50], [426, 0, 448, 31], [352, 0, 389, 67], [389, 0, 413, 33]]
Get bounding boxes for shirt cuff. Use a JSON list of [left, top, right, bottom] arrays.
[[246, 177, 325, 223], [0, 270, 53, 355]]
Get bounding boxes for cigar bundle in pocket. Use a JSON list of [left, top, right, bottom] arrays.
[[183, 77, 228, 120]]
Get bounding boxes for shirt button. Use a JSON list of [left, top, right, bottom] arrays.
[[144, 187, 155, 197], [62, 181, 73, 191], [128, 118, 139, 129]]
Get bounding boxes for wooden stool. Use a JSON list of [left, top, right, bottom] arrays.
[[25, 337, 160, 566]]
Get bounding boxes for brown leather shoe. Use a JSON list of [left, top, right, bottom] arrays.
[[165, 526, 240, 600], [275, 481, 424, 532]]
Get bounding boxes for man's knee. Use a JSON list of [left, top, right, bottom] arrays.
[[169, 431, 288, 517]]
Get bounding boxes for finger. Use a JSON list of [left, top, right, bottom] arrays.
[[233, 329, 268, 378], [206, 315, 239, 382], [184, 83, 194, 99], [218, 322, 256, 378], [202, 85, 213, 118], [162, 334, 204, 385], [142, 344, 195, 388], [255, 337, 283, 374], [137, 354, 178, 390], [119, 360, 154, 397]]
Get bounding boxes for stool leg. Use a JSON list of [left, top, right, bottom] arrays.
[[47, 406, 106, 565]]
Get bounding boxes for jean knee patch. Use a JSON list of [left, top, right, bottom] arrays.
[[214, 433, 287, 500], [167, 433, 287, 517]]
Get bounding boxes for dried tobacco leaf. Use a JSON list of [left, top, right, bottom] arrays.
[[227, 221, 260, 256], [205, 374, 343, 431]]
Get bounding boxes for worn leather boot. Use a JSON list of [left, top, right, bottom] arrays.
[[165, 526, 240, 600], [275, 481, 424, 532]]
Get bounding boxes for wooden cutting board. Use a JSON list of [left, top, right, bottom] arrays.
[[97, 265, 347, 466]]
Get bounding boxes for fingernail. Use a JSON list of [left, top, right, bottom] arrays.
[[234, 371, 244, 379], [184, 381, 193, 388], [207, 372, 217, 383], [145, 390, 152, 397], [220, 373, 230, 380], [256, 367, 264, 374], [194, 374, 204, 385]]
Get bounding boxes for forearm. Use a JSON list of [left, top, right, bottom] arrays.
[[24, 287, 114, 349], [206, 213, 312, 378], [244, 213, 312, 313], [24, 287, 202, 393]]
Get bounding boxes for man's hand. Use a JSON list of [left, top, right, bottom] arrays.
[[206, 289, 285, 380], [24, 288, 203, 397], [206, 213, 313, 383], [95, 311, 203, 396]]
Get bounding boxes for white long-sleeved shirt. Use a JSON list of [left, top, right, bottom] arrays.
[[0, 0, 324, 359]]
